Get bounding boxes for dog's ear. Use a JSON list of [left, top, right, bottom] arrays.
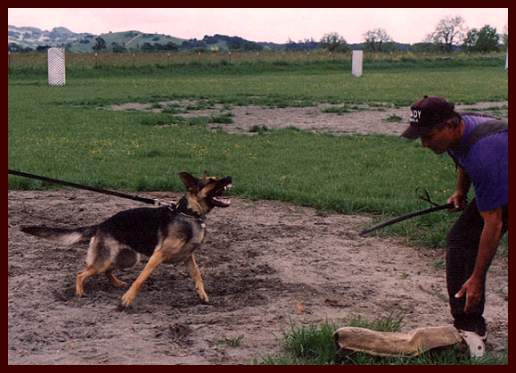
[[178, 172, 199, 192]]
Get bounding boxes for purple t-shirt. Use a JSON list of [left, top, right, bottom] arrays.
[[448, 115, 508, 212]]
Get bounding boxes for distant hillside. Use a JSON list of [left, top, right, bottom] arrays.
[[8, 25, 187, 52], [8, 25, 94, 50], [77, 31, 186, 52], [8, 25, 290, 52], [6, 25, 436, 53]]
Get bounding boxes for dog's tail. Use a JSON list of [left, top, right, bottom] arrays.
[[21, 225, 98, 245]]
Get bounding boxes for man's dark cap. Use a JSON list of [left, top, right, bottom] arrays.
[[401, 96, 457, 139]]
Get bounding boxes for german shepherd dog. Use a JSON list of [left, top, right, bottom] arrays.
[[21, 172, 232, 308]]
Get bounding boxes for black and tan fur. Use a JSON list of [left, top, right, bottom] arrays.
[[21, 172, 232, 308]]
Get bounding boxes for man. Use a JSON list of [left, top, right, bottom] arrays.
[[401, 96, 508, 354]]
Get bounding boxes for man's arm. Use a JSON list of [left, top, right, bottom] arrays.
[[448, 167, 471, 211], [455, 207, 504, 313]]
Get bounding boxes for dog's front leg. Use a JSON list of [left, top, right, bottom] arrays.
[[120, 250, 164, 307], [185, 254, 209, 303]]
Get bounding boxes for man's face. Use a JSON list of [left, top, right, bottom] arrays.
[[420, 125, 455, 154]]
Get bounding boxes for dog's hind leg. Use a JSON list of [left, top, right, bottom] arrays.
[[185, 254, 209, 303], [120, 250, 164, 307], [76, 235, 115, 297], [76, 266, 98, 297], [106, 270, 127, 288]]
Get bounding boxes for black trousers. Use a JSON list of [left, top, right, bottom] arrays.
[[446, 199, 508, 334]]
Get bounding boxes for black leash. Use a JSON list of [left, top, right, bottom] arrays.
[[359, 202, 453, 236], [8, 169, 173, 207], [359, 188, 454, 236]]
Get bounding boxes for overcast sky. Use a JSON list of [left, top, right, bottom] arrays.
[[8, 8, 508, 44]]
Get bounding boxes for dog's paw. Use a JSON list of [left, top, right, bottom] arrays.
[[198, 292, 210, 304], [106, 272, 128, 288], [120, 291, 136, 307], [116, 303, 131, 312], [112, 280, 128, 289]]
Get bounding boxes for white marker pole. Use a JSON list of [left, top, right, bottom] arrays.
[[48, 48, 66, 86], [352, 50, 363, 77]]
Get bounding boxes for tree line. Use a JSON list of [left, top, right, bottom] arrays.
[[8, 16, 507, 54], [315, 17, 507, 53]]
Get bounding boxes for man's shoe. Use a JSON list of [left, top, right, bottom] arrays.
[[477, 330, 488, 342]]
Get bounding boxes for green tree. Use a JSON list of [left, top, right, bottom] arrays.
[[8, 42, 22, 52], [463, 25, 499, 52], [36, 45, 51, 52], [426, 16, 467, 52], [363, 28, 393, 52], [475, 25, 499, 52], [111, 42, 127, 53], [92, 37, 106, 52], [320, 32, 349, 52], [410, 42, 438, 53], [141, 42, 155, 52], [463, 29, 479, 52], [162, 42, 178, 51]]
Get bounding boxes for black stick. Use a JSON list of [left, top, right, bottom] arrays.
[[359, 203, 453, 236], [8, 169, 158, 205]]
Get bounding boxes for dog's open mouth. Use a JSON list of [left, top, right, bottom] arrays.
[[208, 177, 232, 208]]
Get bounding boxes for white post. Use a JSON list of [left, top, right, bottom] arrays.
[[352, 50, 363, 77], [505, 50, 508, 70], [48, 48, 66, 86]]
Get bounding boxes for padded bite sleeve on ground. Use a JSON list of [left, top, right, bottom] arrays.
[[334, 325, 463, 357]]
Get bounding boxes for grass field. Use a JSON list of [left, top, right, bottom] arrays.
[[8, 58, 508, 248], [9, 50, 506, 74]]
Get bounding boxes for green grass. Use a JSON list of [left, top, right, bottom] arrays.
[[8, 51, 506, 77], [322, 103, 391, 115], [210, 112, 234, 124], [257, 316, 507, 365], [161, 103, 186, 115], [8, 63, 507, 248], [384, 114, 403, 123], [216, 335, 245, 348], [249, 125, 269, 133], [321, 106, 353, 114], [185, 99, 217, 110], [9, 65, 507, 107], [463, 105, 508, 119]]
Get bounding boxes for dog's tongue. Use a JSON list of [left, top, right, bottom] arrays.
[[213, 196, 231, 205]]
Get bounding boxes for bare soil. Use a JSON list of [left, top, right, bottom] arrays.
[[110, 100, 507, 135], [8, 190, 508, 364]]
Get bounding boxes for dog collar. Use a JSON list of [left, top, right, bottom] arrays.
[[178, 210, 205, 222], [171, 198, 206, 222]]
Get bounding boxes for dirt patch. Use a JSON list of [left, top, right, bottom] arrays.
[[110, 100, 507, 136], [8, 190, 507, 364]]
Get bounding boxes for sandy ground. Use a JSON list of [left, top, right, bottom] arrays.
[[110, 100, 507, 136], [8, 190, 508, 364]]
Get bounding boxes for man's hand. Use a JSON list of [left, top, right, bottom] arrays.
[[455, 208, 504, 314], [447, 191, 467, 212], [449, 167, 470, 212], [455, 275, 484, 313]]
